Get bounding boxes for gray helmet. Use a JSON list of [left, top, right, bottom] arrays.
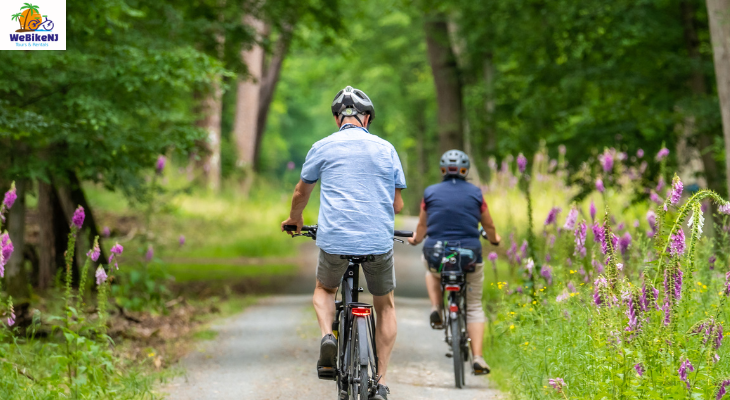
[[331, 86, 375, 127], [440, 150, 470, 178]]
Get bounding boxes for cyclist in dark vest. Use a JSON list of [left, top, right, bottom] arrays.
[[408, 149, 500, 375]]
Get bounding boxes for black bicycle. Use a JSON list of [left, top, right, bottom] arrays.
[[284, 224, 412, 400], [430, 243, 475, 388]]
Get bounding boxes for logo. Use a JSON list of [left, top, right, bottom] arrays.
[[11, 3, 54, 32], [3, 1, 65, 50]]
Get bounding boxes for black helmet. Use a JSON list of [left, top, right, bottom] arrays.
[[440, 150, 470, 178], [331, 86, 375, 127]]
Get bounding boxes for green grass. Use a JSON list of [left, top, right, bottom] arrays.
[[167, 263, 297, 282]]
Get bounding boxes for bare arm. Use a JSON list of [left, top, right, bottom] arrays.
[[481, 197, 501, 245], [408, 206, 428, 245], [280, 179, 316, 234], [393, 188, 404, 214]]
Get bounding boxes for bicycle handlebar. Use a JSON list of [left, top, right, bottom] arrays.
[[284, 224, 413, 238]]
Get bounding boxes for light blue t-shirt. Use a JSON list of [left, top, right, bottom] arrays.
[[301, 125, 407, 255]]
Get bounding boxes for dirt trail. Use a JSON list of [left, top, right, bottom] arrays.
[[163, 217, 504, 399]]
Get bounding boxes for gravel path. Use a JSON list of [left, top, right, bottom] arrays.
[[163, 218, 504, 399]]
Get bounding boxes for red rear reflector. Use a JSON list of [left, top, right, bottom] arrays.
[[445, 285, 460, 292], [352, 307, 371, 316], [449, 304, 459, 312]]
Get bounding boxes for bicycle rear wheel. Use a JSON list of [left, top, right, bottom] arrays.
[[450, 316, 464, 388], [351, 317, 370, 400]]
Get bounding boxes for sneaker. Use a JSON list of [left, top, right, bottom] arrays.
[[473, 356, 491, 375], [317, 334, 337, 379], [369, 383, 390, 400], [429, 310, 444, 329]]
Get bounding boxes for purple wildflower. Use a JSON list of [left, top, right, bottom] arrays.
[[637, 149, 644, 158], [718, 380, 730, 400], [525, 258, 534, 275], [594, 277, 608, 306], [669, 229, 686, 257], [716, 324, 724, 350], [3, 182, 16, 210], [725, 271, 730, 296], [650, 192, 662, 205], [596, 178, 605, 193], [179, 235, 186, 246], [488, 252, 498, 262], [590, 201, 596, 222], [545, 207, 562, 226], [287, 161, 296, 170], [556, 291, 570, 302], [507, 238, 518, 264], [601, 150, 614, 173], [656, 177, 665, 193], [519, 240, 528, 260], [656, 148, 670, 161], [545, 253, 552, 262], [111, 243, 123, 255], [619, 232, 632, 255], [625, 293, 638, 332], [156, 155, 166, 174], [720, 204, 730, 215], [517, 153, 527, 174], [71, 206, 85, 230], [563, 208, 579, 230], [95, 266, 108, 285], [145, 245, 154, 262], [646, 211, 657, 232], [592, 259, 605, 274], [548, 378, 565, 393], [710, 255, 717, 270], [102, 226, 110, 237], [678, 358, 694, 389], [634, 363, 644, 376], [86, 239, 100, 262], [567, 282, 576, 292], [633, 219, 640, 228], [7, 312, 15, 327], [574, 221, 587, 258], [663, 301, 671, 326], [670, 177, 683, 205]]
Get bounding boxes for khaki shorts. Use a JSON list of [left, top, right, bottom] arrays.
[[317, 249, 395, 296], [425, 259, 485, 323]]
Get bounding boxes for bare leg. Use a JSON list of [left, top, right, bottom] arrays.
[[313, 280, 337, 337], [373, 291, 397, 385], [425, 271, 442, 311], [467, 322, 484, 356]]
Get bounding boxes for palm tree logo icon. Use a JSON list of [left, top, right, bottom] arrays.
[[10, 3, 53, 32]]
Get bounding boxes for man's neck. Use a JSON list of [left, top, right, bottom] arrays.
[[340, 118, 364, 128]]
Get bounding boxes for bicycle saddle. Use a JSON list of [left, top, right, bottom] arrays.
[[340, 255, 375, 263]]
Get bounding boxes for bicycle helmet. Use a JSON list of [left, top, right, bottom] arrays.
[[331, 86, 375, 128], [440, 150, 470, 178]]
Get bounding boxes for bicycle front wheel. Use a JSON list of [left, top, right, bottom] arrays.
[[450, 316, 464, 388]]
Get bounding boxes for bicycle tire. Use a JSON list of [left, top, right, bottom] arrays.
[[352, 317, 370, 400], [451, 316, 464, 388], [336, 310, 347, 397]]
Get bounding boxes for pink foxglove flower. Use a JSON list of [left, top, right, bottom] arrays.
[[637, 149, 644, 158], [574, 221, 587, 258], [601, 150, 614, 173], [590, 201, 596, 222], [287, 161, 295, 170], [563, 208, 578, 230], [670, 176, 683, 205], [669, 229, 686, 257], [720, 204, 730, 215], [71, 206, 85, 230], [95, 266, 108, 285], [102, 226, 111, 237], [634, 363, 644, 376], [544, 207, 562, 226], [516, 153, 527, 174], [7, 312, 15, 327], [540, 265, 553, 285], [656, 148, 670, 161], [2, 182, 16, 210], [678, 358, 694, 389], [619, 232, 632, 255], [717, 379, 730, 400], [86, 238, 100, 262], [548, 377, 566, 393], [145, 245, 154, 262], [179, 235, 186, 246], [156, 155, 166, 174], [110, 243, 123, 255], [649, 192, 662, 205], [595, 178, 605, 193]]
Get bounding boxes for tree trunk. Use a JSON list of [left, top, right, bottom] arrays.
[[253, 26, 294, 168], [679, 1, 721, 192], [199, 78, 224, 192], [483, 53, 497, 153], [232, 16, 266, 169], [6, 179, 29, 301], [706, 0, 730, 197], [425, 13, 464, 153], [37, 180, 56, 290]]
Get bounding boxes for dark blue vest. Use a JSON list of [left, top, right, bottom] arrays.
[[423, 178, 483, 261]]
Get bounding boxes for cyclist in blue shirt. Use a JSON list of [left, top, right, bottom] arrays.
[[408, 150, 500, 375], [281, 86, 405, 400]]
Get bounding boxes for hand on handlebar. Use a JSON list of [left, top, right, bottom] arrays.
[[407, 233, 420, 246], [490, 233, 501, 246], [281, 216, 303, 235]]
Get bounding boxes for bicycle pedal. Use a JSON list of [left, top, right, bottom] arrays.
[[317, 366, 336, 380], [430, 322, 445, 330], [339, 390, 348, 399]]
